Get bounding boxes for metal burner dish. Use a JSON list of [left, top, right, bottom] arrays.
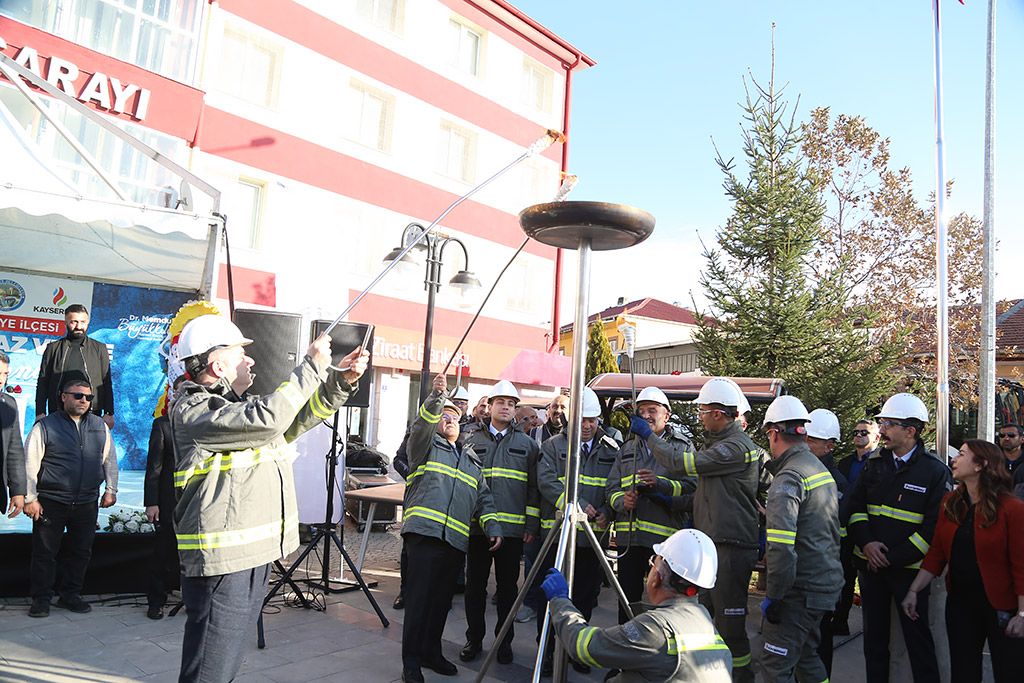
[[518, 201, 656, 251]]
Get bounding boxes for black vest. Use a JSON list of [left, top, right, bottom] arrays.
[[35, 412, 107, 504]]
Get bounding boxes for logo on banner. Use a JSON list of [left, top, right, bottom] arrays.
[[52, 287, 67, 307], [0, 280, 26, 312]]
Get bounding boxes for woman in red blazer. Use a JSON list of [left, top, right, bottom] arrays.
[[901, 439, 1024, 682]]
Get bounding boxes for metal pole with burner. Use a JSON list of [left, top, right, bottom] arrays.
[[473, 201, 654, 683]]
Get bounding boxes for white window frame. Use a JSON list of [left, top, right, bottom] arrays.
[[521, 58, 553, 113], [437, 121, 477, 184], [233, 178, 266, 250], [356, 0, 404, 33], [447, 17, 483, 76], [217, 25, 284, 109], [348, 79, 395, 153]]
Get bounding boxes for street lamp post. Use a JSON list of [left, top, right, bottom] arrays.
[[384, 222, 481, 404]]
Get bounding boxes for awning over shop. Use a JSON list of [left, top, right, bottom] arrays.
[[498, 349, 571, 387], [0, 97, 219, 294]]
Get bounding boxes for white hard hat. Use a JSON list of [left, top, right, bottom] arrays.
[[488, 380, 520, 403], [582, 387, 601, 418], [762, 395, 811, 427], [718, 378, 750, 414], [806, 408, 841, 441], [176, 315, 251, 362], [442, 398, 462, 417], [452, 386, 470, 401], [636, 385, 670, 409], [695, 377, 743, 408], [877, 393, 929, 422], [653, 528, 718, 590]]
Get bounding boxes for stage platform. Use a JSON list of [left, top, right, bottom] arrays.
[[0, 471, 152, 597]]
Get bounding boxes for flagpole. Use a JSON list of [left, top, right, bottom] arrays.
[[931, 0, 950, 457], [978, 0, 997, 442]]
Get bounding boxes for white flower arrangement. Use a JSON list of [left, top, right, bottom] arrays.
[[103, 508, 154, 534]]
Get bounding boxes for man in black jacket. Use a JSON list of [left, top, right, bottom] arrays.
[[844, 393, 952, 682], [23, 380, 118, 618], [1, 351, 27, 518], [143, 376, 185, 620], [36, 304, 114, 428]]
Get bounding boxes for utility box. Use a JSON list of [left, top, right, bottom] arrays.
[[345, 470, 398, 528]]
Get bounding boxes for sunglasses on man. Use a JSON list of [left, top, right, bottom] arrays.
[[851, 429, 871, 437], [64, 392, 93, 402]]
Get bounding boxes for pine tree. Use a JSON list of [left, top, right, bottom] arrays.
[[693, 65, 901, 440], [585, 317, 618, 384]]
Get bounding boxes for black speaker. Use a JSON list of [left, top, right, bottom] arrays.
[[233, 309, 302, 397], [311, 320, 373, 408]]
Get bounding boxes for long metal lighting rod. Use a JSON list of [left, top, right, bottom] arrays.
[[319, 130, 565, 340], [931, 0, 950, 458]]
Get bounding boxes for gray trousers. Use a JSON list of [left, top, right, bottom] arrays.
[[760, 592, 832, 683], [178, 563, 270, 683], [700, 544, 757, 683]]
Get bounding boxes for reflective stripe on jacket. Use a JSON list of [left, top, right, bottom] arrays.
[[548, 595, 732, 682], [172, 356, 354, 577], [538, 430, 618, 544], [401, 391, 502, 552], [608, 429, 694, 547], [764, 443, 843, 600], [845, 438, 952, 572], [463, 420, 540, 538], [650, 419, 760, 549]]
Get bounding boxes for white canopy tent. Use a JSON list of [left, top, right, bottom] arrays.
[[0, 54, 221, 295]]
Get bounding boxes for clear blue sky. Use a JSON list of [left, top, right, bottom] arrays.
[[509, 0, 1024, 323]]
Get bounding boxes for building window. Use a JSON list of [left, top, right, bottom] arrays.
[[356, 0, 403, 33], [348, 80, 394, 152], [218, 26, 282, 109], [437, 121, 476, 183], [447, 18, 481, 75], [523, 158, 553, 205], [229, 179, 265, 250], [0, 0, 204, 83], [521, 59, 552, 113]]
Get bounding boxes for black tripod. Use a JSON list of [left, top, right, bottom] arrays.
[[257, 410, 389, 648]]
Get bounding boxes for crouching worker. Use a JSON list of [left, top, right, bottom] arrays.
[[541, 528, 732, 682], [401, 374, 503, 683]]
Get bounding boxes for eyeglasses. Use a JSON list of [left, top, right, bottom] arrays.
[[698, 409, 723, 416], [64, 392, 93, 401], [439, 414, 458, 423], [851, 429, 871, 437], [878, 419, 910, 430], [647, 554, 663, 580], [999, 433, 1019, 439]]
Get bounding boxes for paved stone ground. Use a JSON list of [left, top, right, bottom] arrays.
[[0, 518, 897, 683]]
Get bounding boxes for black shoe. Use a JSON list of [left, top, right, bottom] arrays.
[[423, 657, 457, 676], [459, 641, 482, 662], [497, 643, 514, 664], [56, 595, 91, 613], [541, 655, 553, 677], [401, 667, 425, 683], [28, 598, 50, 618], [571, 659, 591, 674], [147, 605, 164, 620], [833, 620, 850, 636], [393, 594, 404, 610]]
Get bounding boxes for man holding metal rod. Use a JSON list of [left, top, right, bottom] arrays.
[[644, 377, 760, 683], [400, 373, 503, 683], [171, 315, 368, 683]]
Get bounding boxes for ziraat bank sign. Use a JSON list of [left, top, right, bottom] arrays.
[[0, 18, 205, 141]]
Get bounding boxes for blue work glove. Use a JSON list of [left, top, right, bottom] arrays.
[[542, 568, 570, 601], [761, 597, 782, 624], [630, 415, 653, 440], [641, 489, 673, 508]]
